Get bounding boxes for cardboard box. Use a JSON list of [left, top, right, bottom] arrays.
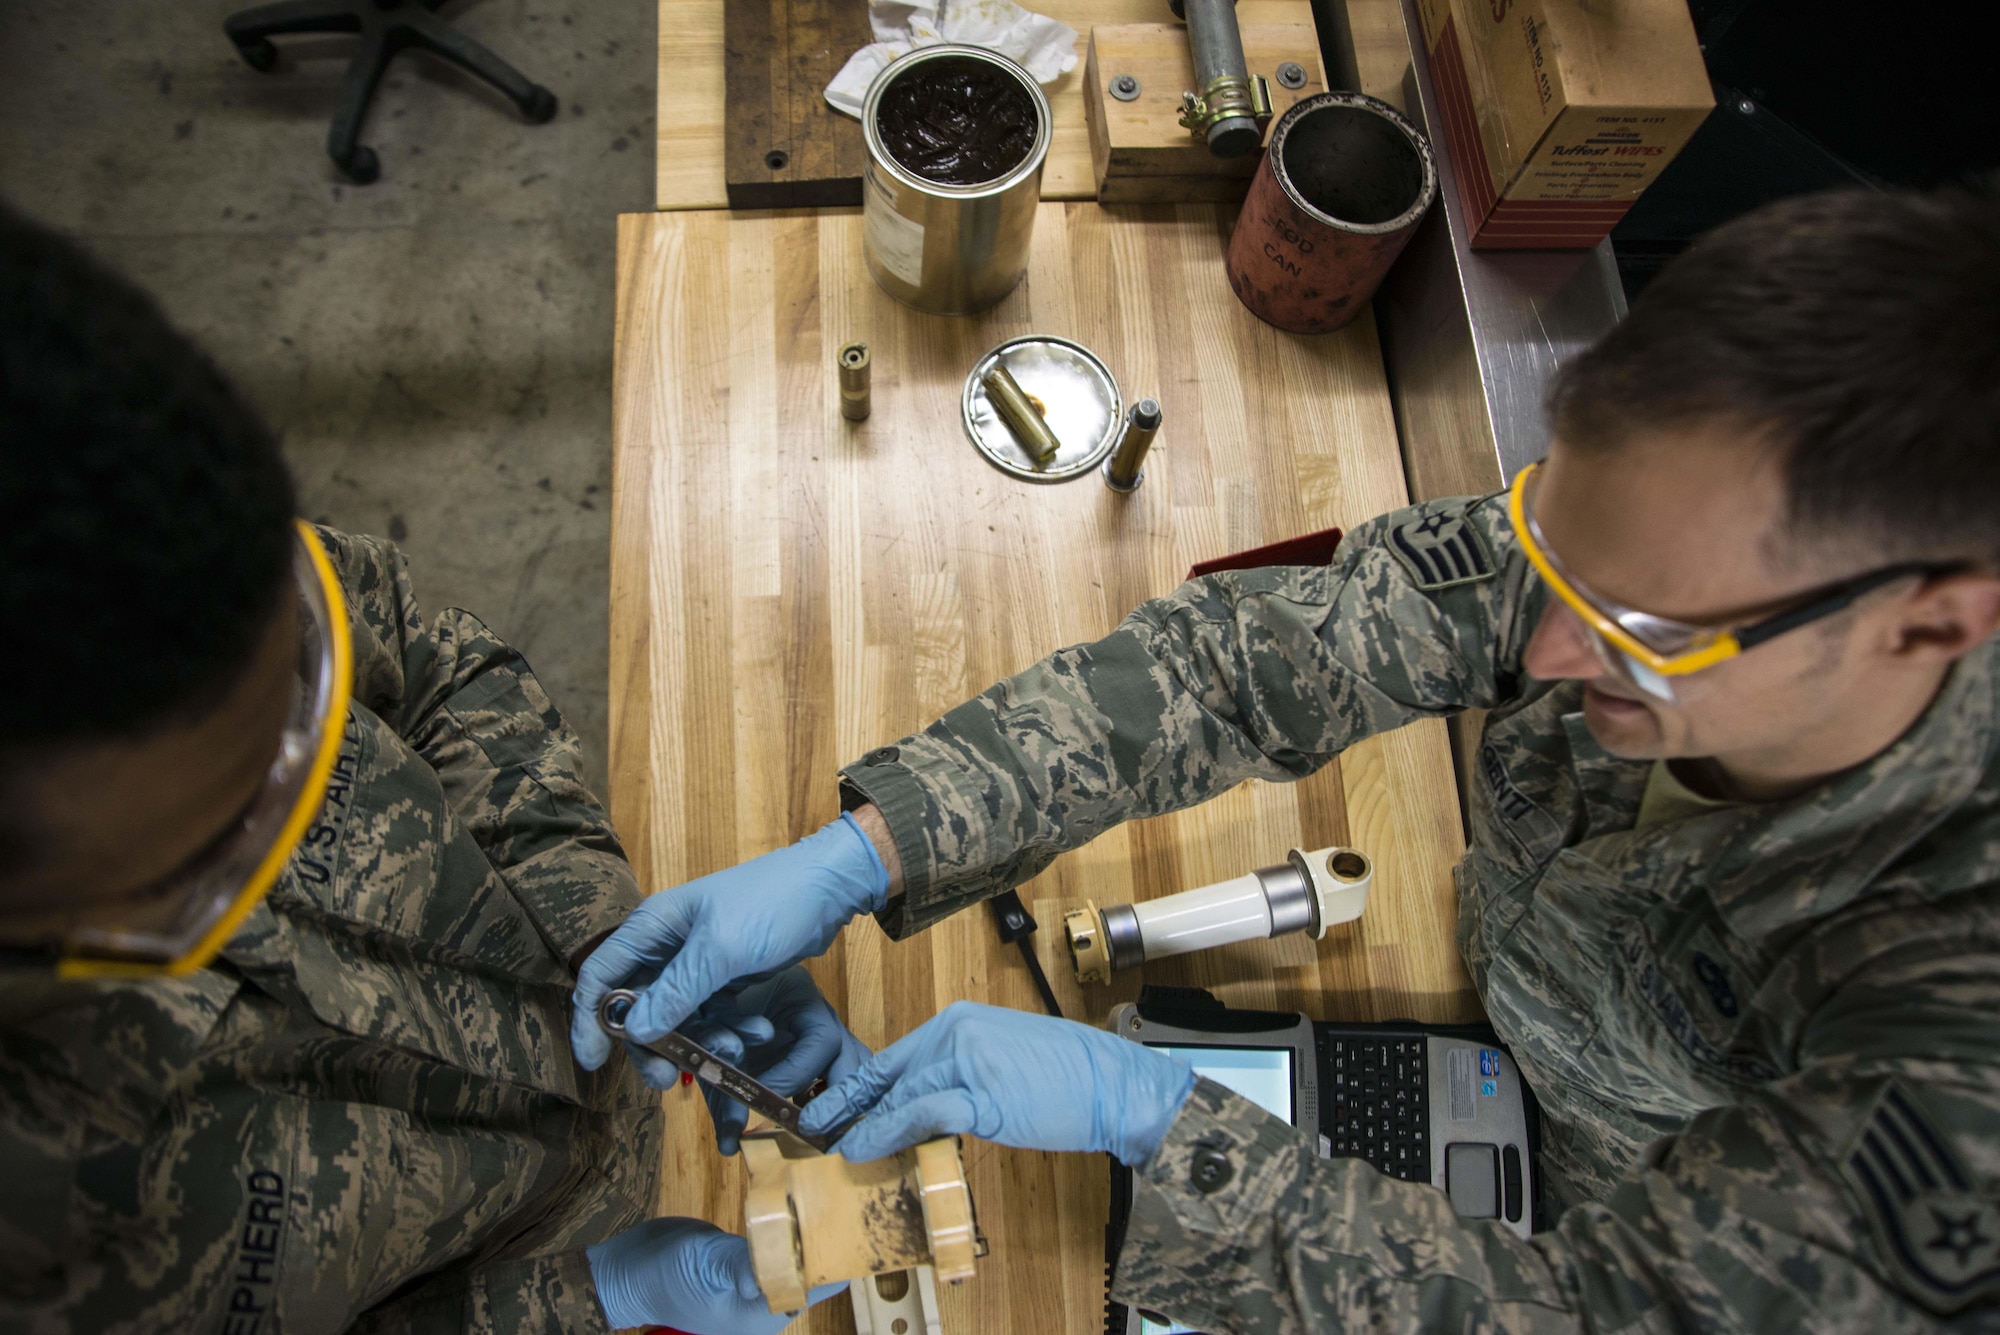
[[1416, 0, 1712, 249]]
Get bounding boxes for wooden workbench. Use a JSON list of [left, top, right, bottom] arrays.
[[654, 0, 1353, 210], [609, 201, 1480, 1333]]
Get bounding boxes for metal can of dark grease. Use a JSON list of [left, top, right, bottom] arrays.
[[862, 45, 1051, 315]]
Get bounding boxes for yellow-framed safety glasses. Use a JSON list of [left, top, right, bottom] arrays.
[[1508, 460, 1954, 702], [51, 521, 354, 980]]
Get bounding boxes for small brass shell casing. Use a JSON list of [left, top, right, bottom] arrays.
[[981, 361, 1062, 464]]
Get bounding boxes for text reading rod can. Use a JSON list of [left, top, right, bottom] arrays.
[[1225, 91, 1436, 334]]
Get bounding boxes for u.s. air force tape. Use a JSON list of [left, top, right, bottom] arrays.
[[1388, 509, 1495, 590], [1844, 1081, 2000, 1314]]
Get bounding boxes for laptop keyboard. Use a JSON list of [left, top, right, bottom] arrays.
[[1318, 1033, 1430, 1181]]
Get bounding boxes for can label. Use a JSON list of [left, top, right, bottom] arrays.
[[864, 176, 926, 288]]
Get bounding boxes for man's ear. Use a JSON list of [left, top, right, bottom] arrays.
[[1887, 571, 2000, 663]]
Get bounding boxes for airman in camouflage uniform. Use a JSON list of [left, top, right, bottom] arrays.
[[0, 529, 660, 1335], [832, 491, 2000, 1331]]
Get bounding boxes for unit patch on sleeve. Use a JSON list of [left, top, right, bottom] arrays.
[[1388, 510, 1495, 590], [1844, 1082, 2000, 1315]]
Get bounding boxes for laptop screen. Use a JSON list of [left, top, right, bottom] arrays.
[[1138, 1045, 1295, 1335]]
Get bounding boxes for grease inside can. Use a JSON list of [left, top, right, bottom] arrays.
[[875, 57, 1039, 186]]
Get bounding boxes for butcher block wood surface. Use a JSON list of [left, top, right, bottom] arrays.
[[609, 202, 1481, 1333], [658, 0, 1321, 210]]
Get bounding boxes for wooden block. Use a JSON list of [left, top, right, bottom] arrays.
[[723, 0, 873, 209], [743, 1131, 978, 1314], [1084, 22, 1326, 204]]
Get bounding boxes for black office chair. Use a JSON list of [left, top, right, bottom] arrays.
[[224, 0, 558, 184]]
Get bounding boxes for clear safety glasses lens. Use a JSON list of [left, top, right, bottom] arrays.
[[1583, 624, 1678, 704], [58, 524, 351, 977], [1512, 464, 1730, 671]]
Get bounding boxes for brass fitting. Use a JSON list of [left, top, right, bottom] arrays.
[[838, 342, 871, 422], [1103, 398, 1162, 492]]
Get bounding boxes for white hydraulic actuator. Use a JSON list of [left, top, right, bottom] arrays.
[[1062, 846, 1373, 984]]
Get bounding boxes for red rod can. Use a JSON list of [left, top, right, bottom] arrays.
[[1225, 92, 1437, 335]]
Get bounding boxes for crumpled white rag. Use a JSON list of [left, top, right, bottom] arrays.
[[824, 0, 1079, 119]]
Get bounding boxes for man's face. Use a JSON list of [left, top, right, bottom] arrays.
[[0, 598, 299, 950], [1521, 427, 1918, 771]]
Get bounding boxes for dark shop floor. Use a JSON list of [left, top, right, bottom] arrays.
[[0, 1, 656, 795]]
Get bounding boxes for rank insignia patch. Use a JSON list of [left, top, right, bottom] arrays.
[[1389, 510, 1495, 590], [1845, 1083, 2000, 1314]]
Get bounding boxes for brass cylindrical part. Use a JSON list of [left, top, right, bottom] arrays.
[[1103, 398, 1162, 492], [982, 362, 1061, 464], [838, 342, 871, 422]]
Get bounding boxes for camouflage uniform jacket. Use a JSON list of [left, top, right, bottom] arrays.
[[839, 494, 2000, 1331], [0, 529, 659, 1335]]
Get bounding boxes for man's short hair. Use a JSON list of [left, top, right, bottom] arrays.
[[0, 203, 297, 755], [1550, 187, 2000, 568]]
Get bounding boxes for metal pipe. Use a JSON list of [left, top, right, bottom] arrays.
[[1183, 0, 1261, 158], [1102, 398, 1161, 491], [838, 342, 871, 421]]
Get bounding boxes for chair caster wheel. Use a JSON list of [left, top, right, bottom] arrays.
[[336, 145, 381, 184], [524, 86, 558, 124], [238, 38, 279, 71]]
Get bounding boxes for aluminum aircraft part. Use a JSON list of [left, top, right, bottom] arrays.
[[1062, 847, 1374, 983], [1226, 92, 1436, 334], [597, 989, 848, 1152], [1061, 900, 1143, 985], [1101, 903, 1144, 970], [1178, 0, 1267, 157], [981, 362, 1062, 463], [743, 1131, 980, 1315], [851, 1265, 943, 1335], [861, 45, 1050, 314], [1295, 845, 1373, 935], [1102, 397, 1163, 492], [962, 336, 1123, 482], [838, 342, 872, 422]]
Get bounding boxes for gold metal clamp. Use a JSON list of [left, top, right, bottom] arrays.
[[1178, 73, 1273, 140]]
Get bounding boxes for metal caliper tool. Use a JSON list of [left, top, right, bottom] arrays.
[[598, 988, 857, 1153]]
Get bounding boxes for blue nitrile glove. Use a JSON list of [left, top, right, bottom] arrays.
[[617, 965, 861, 1096], [797, 1001, 1198, 1167], [571, 814, 890, 1073], [688, 968, 873, 1155], [587, 1216, 845, 1335]]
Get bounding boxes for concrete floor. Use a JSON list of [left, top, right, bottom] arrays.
[[0, 0, 656, 795]]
